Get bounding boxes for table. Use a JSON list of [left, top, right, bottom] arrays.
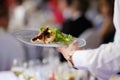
[[0, 71, 17, 80]]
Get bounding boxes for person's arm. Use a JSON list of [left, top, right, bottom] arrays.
[[72, 43, 120, 79], [57, 41, 120, 80], [57, 0, 120, 79], [113, 0, 120, 31]]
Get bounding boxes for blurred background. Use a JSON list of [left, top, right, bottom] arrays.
[[0, 0, 115, 80]]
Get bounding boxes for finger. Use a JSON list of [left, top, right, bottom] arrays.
[[72, 40, 78, 45], [69, 40, 78, 47], [56, 47, 66, 53]]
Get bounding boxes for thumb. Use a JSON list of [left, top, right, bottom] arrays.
[[70, 40, 78, 47]]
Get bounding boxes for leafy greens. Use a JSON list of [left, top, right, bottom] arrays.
[[40, 27, 73, 45]]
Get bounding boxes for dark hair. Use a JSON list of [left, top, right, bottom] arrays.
[[15, 0, 23, 5], [66, 0, 73, 6], [0, 4, 8, 18], [98, 0, 114, 16], [72, 0, 90, 14], [0, 3, 9, 30], [0, 0, 3, 3]]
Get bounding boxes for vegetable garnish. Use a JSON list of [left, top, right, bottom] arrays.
[[31, 26, 73, 45]]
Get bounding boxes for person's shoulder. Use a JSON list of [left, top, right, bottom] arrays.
[[77, 16, 93, 26]]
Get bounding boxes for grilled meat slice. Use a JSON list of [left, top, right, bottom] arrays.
[[31, 27, 55, 43]]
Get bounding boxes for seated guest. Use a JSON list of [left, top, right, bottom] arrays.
[[61, 0, 93, 37], [78, 0, 115, 49], [0, 3, 26, 71], [98, 0, 115, 43]]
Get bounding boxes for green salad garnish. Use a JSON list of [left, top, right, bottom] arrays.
[[40, 27, 73, 45]]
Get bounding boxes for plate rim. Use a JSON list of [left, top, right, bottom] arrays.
[[12, 29, 86, 47]]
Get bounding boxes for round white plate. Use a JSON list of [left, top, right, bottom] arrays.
[[12, 29, 86, 47]]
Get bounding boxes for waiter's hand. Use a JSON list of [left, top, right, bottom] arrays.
[[57, 40, 83, 60]]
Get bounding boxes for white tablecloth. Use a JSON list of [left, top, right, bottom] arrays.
[[0, 71, 17, 80], [0, 63, 96, 80]]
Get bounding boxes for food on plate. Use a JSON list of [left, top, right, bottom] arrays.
[[31, 26, 73, 45]]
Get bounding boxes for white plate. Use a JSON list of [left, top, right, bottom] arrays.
[[12, 29, 86, 47]]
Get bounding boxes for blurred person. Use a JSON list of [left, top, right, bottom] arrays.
[[86, 0, 103, 29], [48, 0, 64, 26], [58, 0, 72, 22], [98, 0, 115, 43], [0, 3, 9, 31], [61, 0, 93, 38], [9, 0, 26, 32], [0, 3, 26, 71], [23, 0, 38, 14], [26, 0, 59, 29], [58, 0, 93, 62], [57, 0, 120, 80], [79, 0, 115, 49], [6, 0, 17, 14]]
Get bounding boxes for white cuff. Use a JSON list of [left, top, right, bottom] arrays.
[[72, 50, 94, 70]]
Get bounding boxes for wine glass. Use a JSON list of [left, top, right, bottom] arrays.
[[23, 68, 36, 80], [11, 59, 24, 77]]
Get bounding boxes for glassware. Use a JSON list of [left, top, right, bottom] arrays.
[[23, 73, 35, 80], [11, 59, 24, 77], [23, 69, 36, 80]]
